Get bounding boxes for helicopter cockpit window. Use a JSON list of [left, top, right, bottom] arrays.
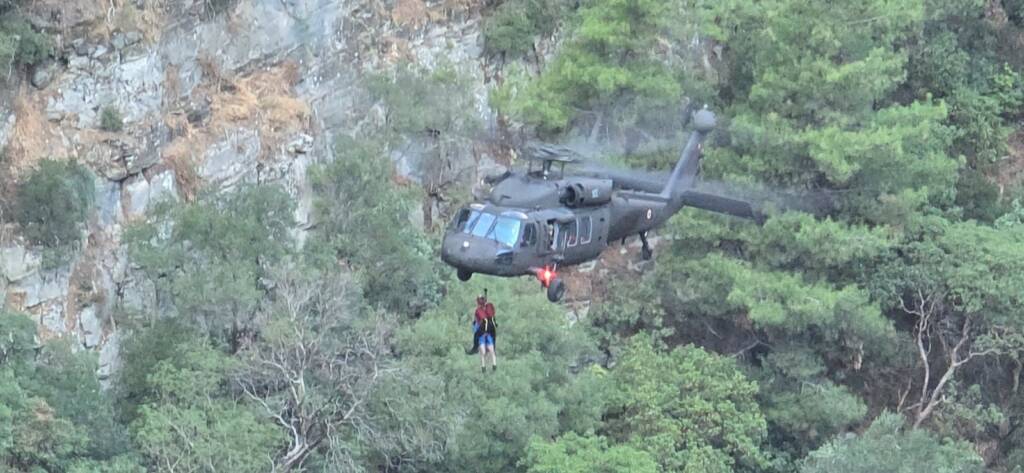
[[456, 208, 478, 233], [470, 212, 497, 238], [489, 217, 523, 248]]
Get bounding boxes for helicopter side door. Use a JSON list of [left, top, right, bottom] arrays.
[[516, 221, 540, 268], [557, 209, 609, 265]]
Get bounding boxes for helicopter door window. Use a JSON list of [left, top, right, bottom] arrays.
[[564, 220, 578, 247], [470, 213, 497, 238], [521, 223, 537, 248], [579, 216, 592, 244], [546, 221, 557, 251]]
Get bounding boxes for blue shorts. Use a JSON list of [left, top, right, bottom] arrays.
[[479, 333, 494, 347], [473, 322, 494, 347]]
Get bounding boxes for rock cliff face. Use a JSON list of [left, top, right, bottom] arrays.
[[0, 0, 499, 379]]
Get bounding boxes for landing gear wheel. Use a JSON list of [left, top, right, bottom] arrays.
[[547, 277, 566, 303], [457, 268, 473, 282]]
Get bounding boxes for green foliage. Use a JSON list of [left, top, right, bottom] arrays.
[[758, 347, 867, 453], [367, 62, 482, 142], [130, 340, 281, 472], [99, 106, 123, 132], [115, 318, 205, 421], [125, 184, 294, 337], [587, 275, 672, 352], [0, 312, 143, 472], [800, 412, 983, 473], [878, 219, 1024, 322], [27, 340, 132, 460], [15, 159, 95, 251], [523, 433, 658, 473], [699, 0, 960, 220], [0, 14, 51, 69], [656, 248, 893, 352], [307, 137, 442, 314], [497, 0, 694, 132], [393, 278, 603, 472], [366, 61, 481, 228], [603, 337, 769, 472], [483, 0, 571, 58]]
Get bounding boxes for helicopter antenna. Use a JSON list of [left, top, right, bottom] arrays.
[[660, 106, 716, 199]]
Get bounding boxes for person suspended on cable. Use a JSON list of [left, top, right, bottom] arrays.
[[466, 290, 497, 372]]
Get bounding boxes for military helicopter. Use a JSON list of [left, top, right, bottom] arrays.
[[440, 107, 767, 303]]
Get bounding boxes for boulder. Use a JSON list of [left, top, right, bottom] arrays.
[[200, 128, 261, 190], [79, 305, 102, 348], [286, 134, 314, 155], [98, 330, 122, 383], [31, 61, 59, 89], [39, 301, 65, 334], [0, 246, 41, 283], [148, 170, 178, 204], [0, 112, 15, 149], [95, 179, 124, 227], [122, 175, 151, 218], [112, 31, 144, 50]]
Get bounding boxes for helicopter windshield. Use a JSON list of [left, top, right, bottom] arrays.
[[488, 217, 522, 247], [470, 213, 496, 238], [456, 208, 523, 247]]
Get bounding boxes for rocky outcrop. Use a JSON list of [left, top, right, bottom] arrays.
[[0, 0, 504, 379]]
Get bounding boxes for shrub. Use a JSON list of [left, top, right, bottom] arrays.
[[15, 159, 95, 248], [100, 106, 124, 132], [482, 0, 571, 58], [0, 15, 52, 68]]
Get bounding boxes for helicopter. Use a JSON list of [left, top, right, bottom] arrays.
[[440, 107, 768, 303]]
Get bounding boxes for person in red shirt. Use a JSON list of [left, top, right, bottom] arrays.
[[466, 293, 497, 372]]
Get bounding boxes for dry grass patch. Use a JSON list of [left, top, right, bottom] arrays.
[[206, 62, 311, 158], [90, 0, 167, 42], [6, 93, 68, 177], [157, 61, 311, 195], [391, 0, 429, 27]]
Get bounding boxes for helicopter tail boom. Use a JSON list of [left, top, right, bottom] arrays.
[[660, 108, 716, 200], [677, 190, 764, 223]]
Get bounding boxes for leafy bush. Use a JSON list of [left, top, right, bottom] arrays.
[[494, 0, 685, 133], [801, 412, 984, 473], [483, 0, 571, 58], [0, 14, 52, 69], [15, 159, 95, 248], [100, 106, 124, 132], [306, 136, 443, 314], [125, 184, 295, 338]]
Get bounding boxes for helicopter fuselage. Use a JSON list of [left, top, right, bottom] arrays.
[[440, 172, 672, 282]]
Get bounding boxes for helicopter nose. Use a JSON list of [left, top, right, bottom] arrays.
[[441, 232, 513, 272]]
